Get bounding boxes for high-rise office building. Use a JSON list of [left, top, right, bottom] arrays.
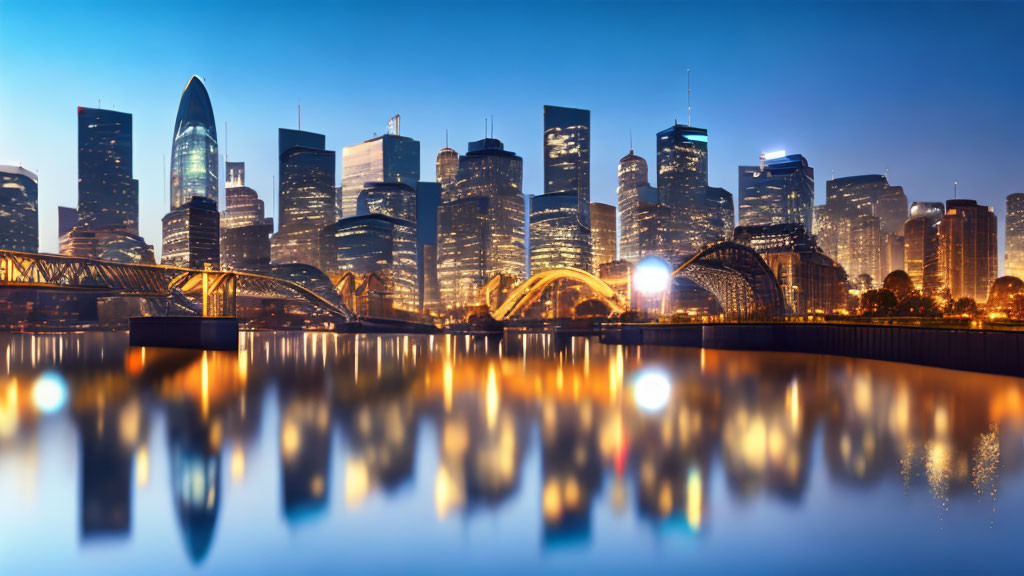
[[590, 202, 616, 268], [938, 199, 998, 302], [617, 150, 655, 262], [77, 107, 139, 233], [705, 186, 735, 241], [877, 186, 908, 235], [340, 130, 419, 218], [416, 181, 441, 312], [530, 105, 592, 273], [437, 138, 525, 307], [163, 76, 219, 267], [657, 123, 709, 257], [161, 196, 220, 269], [168, 76, 218, 210], [271, 129, 336, 267], [221, 180, 272, 271], [321, 214, 416, 316], [1005, 193, 1024, 278], [0, 165, 39, 253], [738, 153, 813, 230], [322, 181, 418, 312], [816, 174, 902, 285], [436, 146, 458, 200], [903, 202, 944, 296], [636, 186, 668, 258]]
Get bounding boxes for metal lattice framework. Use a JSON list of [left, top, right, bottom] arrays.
[[0, 250, 355, 321], [672, 241, 785, 320], [492, 267, 627, 321]]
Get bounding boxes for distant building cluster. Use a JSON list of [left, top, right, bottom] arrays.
[[1, 75, 1019, 322]]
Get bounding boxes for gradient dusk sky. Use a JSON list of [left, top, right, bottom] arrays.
[[1, 1, 1022, 262]]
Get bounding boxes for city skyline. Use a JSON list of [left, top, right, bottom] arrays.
[[2, 1, 1020, 261]]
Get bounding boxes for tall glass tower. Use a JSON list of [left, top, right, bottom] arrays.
[[738, 153, 813, 230], [531, 105, 592, 273], [169, 76, 218, 210], [657, 123, 709, 257], [77, 107, 139, 233], [0, 165, 39, 253], [617, 150, 650, 262], [271, 128, 336, 267], [1006, 193, 1024, 279], [340, 133, 419, 219]]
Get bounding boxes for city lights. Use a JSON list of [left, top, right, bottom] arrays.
[[31, 370, 67, 414], [634, 256, 671, 296]]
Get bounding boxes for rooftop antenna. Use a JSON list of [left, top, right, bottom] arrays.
[[490, 115, 494, 139], [954, 180, 959, 200], [298, 101, 301, 130], [484, 117, 488, 139], [687, 68, 692, 125], [98, 99, 101, 109], [445, 129, 448, 148], [629, 128, 633, 152]]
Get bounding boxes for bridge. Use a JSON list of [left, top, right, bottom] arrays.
[[492, 242, 785, 321], [0, 250, 356, 322]]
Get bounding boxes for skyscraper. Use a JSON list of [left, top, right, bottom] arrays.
[[271, 128, 336, 267], [169, 76, 218, 210], [738, 152, 813, 230], [705, 186, 735, 241], [530, 105, 591, 273], [903, 202, 944, 296], [0, 165, 38, 253], [436, 146, 458, 200], [657, 123, 709, 257], [938, 199, 998, 302], [617, 150, 654, 262], [161, 196, 220, 269], [416, 181, 441, 313], [163, 76, 219, 267], [340, 130, 420, 218], [221, 170, 272, 271], [590, 202, 616, 268], [58, 206, 78, 238], [77, 107, 139, 233], [1005, 193, 1024, 278], [437, 138, 525, 308], [817, 174, 902, 285]]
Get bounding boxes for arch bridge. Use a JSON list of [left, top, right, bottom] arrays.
[[0, 250, 355, 322], [491, 242, 784, 322]]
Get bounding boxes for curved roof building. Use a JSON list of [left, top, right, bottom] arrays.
[[170, 76, 218, 210]]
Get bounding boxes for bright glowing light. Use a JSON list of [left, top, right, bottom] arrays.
[[32, 371, 67, 414], [633, 370, 671, 413], [763, 149, 786, 160], [634, 256, 671, 295]]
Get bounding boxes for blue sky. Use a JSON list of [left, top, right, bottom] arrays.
[[1, 0, 1022, 259]]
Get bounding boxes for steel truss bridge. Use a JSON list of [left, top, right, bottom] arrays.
[[493, 242, 785, 321], [0, 250, 356, 322]]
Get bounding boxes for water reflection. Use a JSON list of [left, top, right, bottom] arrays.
[[2, 332, 1023, 572]]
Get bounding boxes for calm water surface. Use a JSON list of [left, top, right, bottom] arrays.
[[1, 331, 1022, 574]]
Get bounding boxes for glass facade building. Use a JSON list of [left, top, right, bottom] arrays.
[[340, 134, 419, 219], [271, 128, 336, 267], [738, 153, 813, 230], [938, 199, 998, 302], [616, 150, 650, 263], [816, 174, 902, 286], [437, 138, 525, 308], [161, 196, 220, 269], [657, 123, 709, 257], [221, 184, 272, 271], [321, 214, 418, 313], [0, 165, 39, 253], [1005, 193, 1024, 279], [416, 181, 441, 312], [903, 207, 942, 296], [225, 161, 245, 189], [436, 147, 458, 201], [169, 76, 218, 210], [590, 202, 616, 268], [531, 105, 591, 272], [706, 186, 735, 241], [77, 107, 139, 233]]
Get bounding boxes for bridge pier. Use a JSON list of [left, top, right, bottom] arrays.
[[129, 316, 239, 350]]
